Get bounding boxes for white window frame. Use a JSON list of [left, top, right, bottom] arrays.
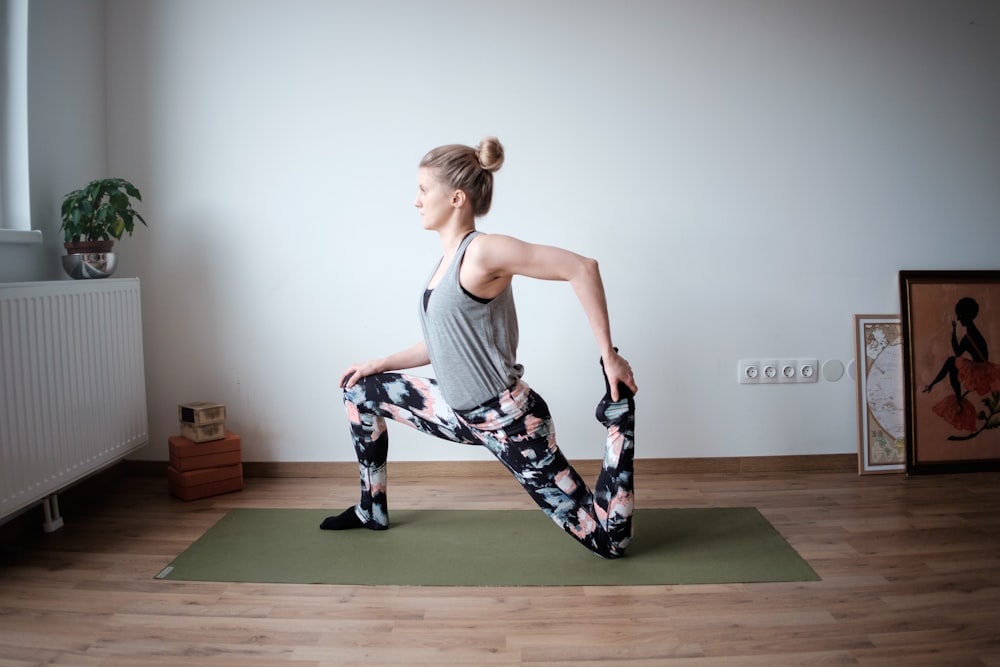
[[0, 0, 39, 245]]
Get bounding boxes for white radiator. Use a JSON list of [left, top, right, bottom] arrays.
[[0, 279, 148, 528]]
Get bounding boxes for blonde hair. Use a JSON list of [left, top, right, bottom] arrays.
[[419, 136, 504, 216]]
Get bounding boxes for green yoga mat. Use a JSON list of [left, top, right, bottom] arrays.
[[156, 508, 819, 586]]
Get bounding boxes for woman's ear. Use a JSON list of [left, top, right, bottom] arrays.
[[452, 190, 467, 208]]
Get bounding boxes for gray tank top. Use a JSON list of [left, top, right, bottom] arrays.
[[419, 231, 524, 410]]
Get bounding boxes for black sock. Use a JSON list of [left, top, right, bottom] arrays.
[[320, 506, 365, 530]]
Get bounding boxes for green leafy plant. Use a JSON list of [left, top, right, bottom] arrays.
[[60, 178, 147, 245]]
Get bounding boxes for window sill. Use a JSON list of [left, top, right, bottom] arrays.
[[0, 229, 43, 245]]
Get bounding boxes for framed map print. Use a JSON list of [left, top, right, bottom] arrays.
[[900, 270, 1000, 474], [855, 315, 905, 474]]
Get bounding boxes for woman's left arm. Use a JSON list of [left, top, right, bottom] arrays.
[[466, 234, 637, 399]]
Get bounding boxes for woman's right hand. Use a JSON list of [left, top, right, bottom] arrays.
[[340, 341, 430, 389], [340, 360, 381, 389]]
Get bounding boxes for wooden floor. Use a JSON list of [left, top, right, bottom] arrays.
[[1, 462, 999, 666]]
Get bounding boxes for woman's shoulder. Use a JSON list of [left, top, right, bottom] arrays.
[[467, 232, 525, 253], [465, 233, 528, 264], [461, 231, 534, 282]]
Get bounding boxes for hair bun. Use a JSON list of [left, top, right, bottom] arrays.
[[476, 136, 505, 173]]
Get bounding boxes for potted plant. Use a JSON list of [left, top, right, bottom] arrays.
[[59, 178, 147, 279]]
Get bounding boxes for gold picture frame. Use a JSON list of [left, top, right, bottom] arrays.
[[854, 315, 905, 474]]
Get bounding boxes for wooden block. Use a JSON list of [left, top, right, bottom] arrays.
[[168, 463, 243, 501], [177, 401, 226, 426], [168, 431, 242, 472], [179, 421, 226, 443]]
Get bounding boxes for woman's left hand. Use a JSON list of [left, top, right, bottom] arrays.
[[603, 350, 637, 401]]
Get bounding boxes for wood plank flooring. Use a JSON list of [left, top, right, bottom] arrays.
[[1, 463, 999, 666]]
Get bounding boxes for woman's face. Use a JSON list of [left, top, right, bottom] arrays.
[[414, 168, 454, 230], [955, 299, 978, 325]]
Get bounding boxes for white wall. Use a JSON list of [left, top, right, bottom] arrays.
[[19, 0, 1000, 464]]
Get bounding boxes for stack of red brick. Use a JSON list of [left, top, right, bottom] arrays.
[[168, 401, 243, 500]]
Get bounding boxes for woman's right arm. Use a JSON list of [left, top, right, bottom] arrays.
[[340, 340, 430, 388]]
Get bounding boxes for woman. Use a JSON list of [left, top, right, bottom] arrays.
[[924, 296, 1000, 432], [325, 136, 638, 558]]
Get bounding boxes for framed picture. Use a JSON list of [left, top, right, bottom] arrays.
[[854, 315, 905, 474], [899, 270, 1000, 474]]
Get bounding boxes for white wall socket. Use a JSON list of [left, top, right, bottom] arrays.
[[739, 360, 761, 383], [792, 359, 819, 383], [739, 359, 818, 384]]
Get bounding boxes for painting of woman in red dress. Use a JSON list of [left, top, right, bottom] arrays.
[[922, 297, 1000, 440]]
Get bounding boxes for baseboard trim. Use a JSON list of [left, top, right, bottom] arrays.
[[125, 454, 856, 479]]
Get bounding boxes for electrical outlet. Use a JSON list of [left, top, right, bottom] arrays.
[[776, 359, 819, 384], [793, 359, 818, 383], [738, 360, 761, 384], [740, 358, 819, 384], [761, 360, 779, 382]]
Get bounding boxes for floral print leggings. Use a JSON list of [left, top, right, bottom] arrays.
[[342, 373, 636, 558]]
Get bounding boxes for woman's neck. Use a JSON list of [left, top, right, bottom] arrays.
[[437, 224, 477, 257]]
